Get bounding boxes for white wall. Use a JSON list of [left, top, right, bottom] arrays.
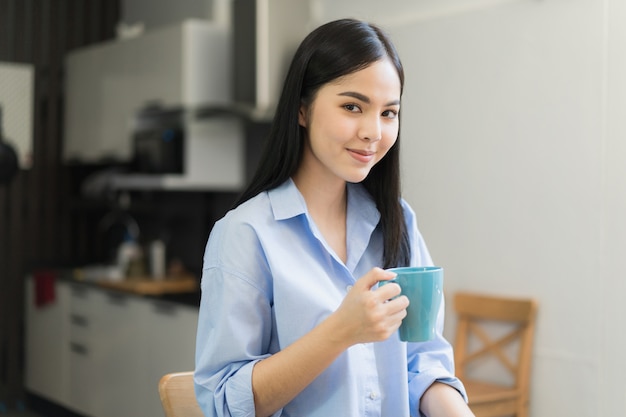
[[315, 0, 625, 415], [601, 0, 626, 413]]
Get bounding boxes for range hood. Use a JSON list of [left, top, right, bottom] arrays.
[[231, 0, 312, 115]]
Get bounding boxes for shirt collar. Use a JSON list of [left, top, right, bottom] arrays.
[[267, 178, 380, 226], [267, 178, 308, 220], [346, 181, 380, 229]]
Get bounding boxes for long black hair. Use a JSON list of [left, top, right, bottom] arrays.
[[234, 18, 410, 268]]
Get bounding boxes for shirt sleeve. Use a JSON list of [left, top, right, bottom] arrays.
[[193, 217, 282, 417], [401, 200, 468, 414]]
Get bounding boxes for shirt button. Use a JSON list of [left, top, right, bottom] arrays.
[[369, 392, 378, 400], [346, 285, 353, 292]]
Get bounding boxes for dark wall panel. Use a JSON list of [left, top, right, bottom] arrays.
[[0, 0, 120, 409]]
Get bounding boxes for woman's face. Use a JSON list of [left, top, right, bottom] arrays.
[[297, 57, 401, 186]]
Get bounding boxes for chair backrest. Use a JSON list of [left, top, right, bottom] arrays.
[[158, 371, 204, 417], [453, 292, 538, 390]]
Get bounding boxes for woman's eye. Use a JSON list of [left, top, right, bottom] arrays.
[[382, 109, 398, 119], [343, 104, 361, 113]]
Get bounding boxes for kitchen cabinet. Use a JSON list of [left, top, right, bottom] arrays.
[[24, 276, 199, 417], [70, 285, 148, 416], [63, 19, 231, 164], [24, 278, 71, 406]]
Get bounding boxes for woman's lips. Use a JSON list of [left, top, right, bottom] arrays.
[[347, 148, 375, 163]]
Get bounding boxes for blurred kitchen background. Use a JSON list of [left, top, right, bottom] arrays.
[[1, 0, 625, 416]]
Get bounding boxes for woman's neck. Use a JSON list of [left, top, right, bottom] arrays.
[[292, 172, 348, 263]]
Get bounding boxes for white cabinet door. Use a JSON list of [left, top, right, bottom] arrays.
[[91, 290, 148, 417], [140, 299, 199, 417], [66, 283, 101, 416], [24, 277, 71, 406], [63, 20, 230, 163]]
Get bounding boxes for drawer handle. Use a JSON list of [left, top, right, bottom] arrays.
[[71, 285, 89, 298], [70, 314, 89, 327], [106, 292, 128, 306], [69, 342, 88, 356], [152, 301, 177, 316]]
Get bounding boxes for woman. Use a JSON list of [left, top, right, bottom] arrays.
[[194, 18, 473, 417]]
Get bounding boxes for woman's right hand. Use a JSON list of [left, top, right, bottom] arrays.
[[251, 267, 409, 416], [331, 267, 410, 346]]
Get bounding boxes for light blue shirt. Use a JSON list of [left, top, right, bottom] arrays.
[[195, 179, 467, 417]]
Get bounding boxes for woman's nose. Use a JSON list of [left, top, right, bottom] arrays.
[[358, 116, 382, 142]]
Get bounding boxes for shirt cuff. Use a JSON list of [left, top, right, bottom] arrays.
[[223, 360, 283, 417], [223, 360, 256, 416], [409, 368, 468, 417]]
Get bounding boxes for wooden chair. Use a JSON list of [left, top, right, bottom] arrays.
[[158, 371, 204, 417], [453, 292, 538, 417]]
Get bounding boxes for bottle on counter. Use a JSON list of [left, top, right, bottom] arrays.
[[117, 232, 144, 279]]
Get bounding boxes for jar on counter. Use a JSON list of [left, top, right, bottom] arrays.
[[149, 239, 166, 280]]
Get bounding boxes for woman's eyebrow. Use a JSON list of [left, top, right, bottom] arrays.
[[338, 91, 400, 106]]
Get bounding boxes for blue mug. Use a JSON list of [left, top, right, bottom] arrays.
[[381, 266, 443, 342]]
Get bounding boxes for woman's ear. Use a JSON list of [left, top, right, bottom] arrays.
[[298, 104, 307, 127]]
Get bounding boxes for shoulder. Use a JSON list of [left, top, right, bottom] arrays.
[[205, 192, 272, 261], [201, 191, 277, 297], [399, 198, 434, 266], [400, 197, 417, 226], [223, 191, 272, 226]]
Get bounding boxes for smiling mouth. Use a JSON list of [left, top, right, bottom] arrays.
[[347, 149, 375, 163]]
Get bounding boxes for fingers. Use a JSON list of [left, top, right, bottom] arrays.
[[336, 267, 410, 344], [351, 267, 404, 303], [353, 267, 396, 291], [385, 293, 410, 314], [355, 268, 409, 324], [376, 280, 403, 301]]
